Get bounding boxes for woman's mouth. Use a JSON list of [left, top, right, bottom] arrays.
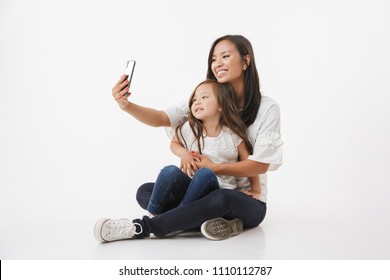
[[216, 69, 227, 78]]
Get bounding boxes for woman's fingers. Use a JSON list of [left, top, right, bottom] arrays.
[[190, 160, 198, 171], [240, 190, 261, 200], [119, 87, 130, 98], [112, 75, 125, 92], [112, 76, 129, 98]]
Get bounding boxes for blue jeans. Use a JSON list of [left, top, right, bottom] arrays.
[[135, 181, 267, 238], [147, 165, 219, 214]]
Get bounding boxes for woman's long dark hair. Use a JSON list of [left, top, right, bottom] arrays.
[[175, 80, 253, 155], [207, 35, 261, 127]]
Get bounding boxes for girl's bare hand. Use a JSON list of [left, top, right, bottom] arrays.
[[180, 151, 198, 177]]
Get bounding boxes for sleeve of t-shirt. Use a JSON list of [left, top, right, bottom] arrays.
[[226, 128, 243, 150], [248, 103, 284, 171], [163, 99, 189, 139], [177, 122, 197, 151]]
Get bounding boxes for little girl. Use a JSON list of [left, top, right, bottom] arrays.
[[145, 79, 260, 215]]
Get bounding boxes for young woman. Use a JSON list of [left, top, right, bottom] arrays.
[[94, 35, 283, 241], [146, 79, 260, 217]]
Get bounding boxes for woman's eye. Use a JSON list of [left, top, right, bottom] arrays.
[[223, 55, 230, 59]]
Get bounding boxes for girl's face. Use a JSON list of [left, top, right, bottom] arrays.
[[211, 40, 247, 86], [191, 83, 221, 122]]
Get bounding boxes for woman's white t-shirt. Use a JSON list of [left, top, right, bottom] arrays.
[[164, 96, 283, 203], [177, 122, 242, 189]]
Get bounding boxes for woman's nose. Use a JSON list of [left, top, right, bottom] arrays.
[[215, 57, 223, 67]]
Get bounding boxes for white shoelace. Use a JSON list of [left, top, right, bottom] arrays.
[[105, 220, 143, 240]]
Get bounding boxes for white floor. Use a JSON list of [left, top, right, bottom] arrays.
[[1, 196, 389, 260], [1, 145, 390, 260]]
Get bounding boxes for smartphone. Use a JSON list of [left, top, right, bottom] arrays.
[[123, 60, 136, 95]]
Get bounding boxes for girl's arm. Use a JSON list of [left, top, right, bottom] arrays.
[[170, 136, 198, 176], [237, 142, 261, 200], [112, 75, 171, 127]]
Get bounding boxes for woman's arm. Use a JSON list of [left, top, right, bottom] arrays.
[[112, 75, 171, 127], [194, 152, 269, 177], [237, 143, 261, 200]]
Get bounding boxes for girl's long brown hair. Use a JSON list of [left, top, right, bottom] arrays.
[[175, 80, 253, 155]]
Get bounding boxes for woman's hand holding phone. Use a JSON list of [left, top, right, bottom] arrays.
[[112, 75, 131, 111], [112, 60, 136, 111]]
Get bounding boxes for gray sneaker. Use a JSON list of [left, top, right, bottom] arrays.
[[94, 218, 142, 242], [201, 218, 243, 241]]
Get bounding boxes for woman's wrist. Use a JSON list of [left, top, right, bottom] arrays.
[[121, 100, 132, 112], [212, 162, 221, 174]]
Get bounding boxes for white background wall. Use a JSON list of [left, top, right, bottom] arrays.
[[1, 0, 390, 259]]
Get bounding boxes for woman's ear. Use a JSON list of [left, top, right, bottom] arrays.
[[243, 55, 251, 70]]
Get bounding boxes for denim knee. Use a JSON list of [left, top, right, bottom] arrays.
[[136, 182, 154, 210], [160, 165, 181, 174], [147, 165, 188, 214], [195, 167, 214, 177]]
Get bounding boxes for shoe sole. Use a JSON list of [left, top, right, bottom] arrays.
[[94, 217, 110, 242], [201, 218, 243, 241]]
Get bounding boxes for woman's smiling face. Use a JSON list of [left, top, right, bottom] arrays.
[[211, 40, 247, 86]]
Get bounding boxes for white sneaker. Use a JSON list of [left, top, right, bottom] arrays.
[[94, 218, 143, 242], [201, 218, 243, 241]]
